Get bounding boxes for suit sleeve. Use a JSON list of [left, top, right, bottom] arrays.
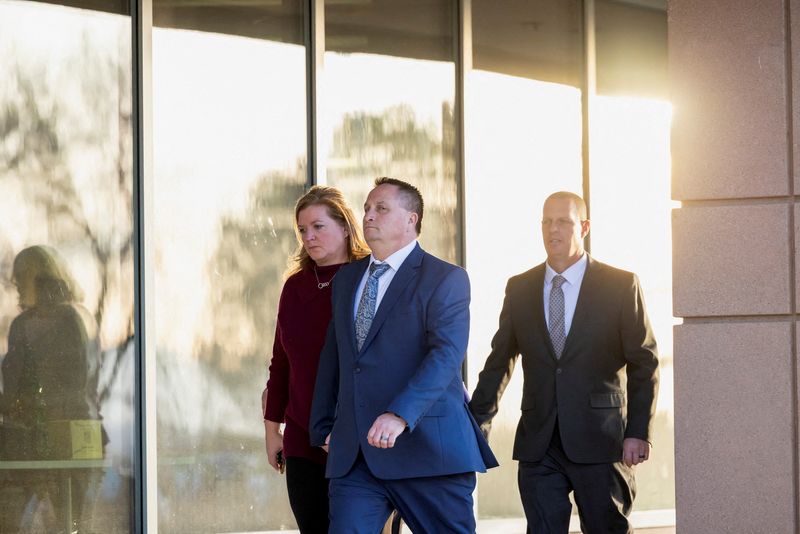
[[468, 278, 520, 436], [621, 273, 660, 442], [386, 267, 471, 432], [309, 309, 340, 446]]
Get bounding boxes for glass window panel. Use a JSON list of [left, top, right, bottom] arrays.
[[0, 1, 134, 532], [472, 0, 583, 87], [590, 0, 674, 515], [151, 2, 307, 531], [467, 0, 583, 520], [589, 95, 675, 512], [323, 0, 458, 263], [595, 0, 668, 99]]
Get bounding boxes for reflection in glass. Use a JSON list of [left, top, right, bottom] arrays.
[[589, 95, 675, 512], [151, 2, 307, 530], [0, 1, 134, 532], [323, 0, 458, 263], [595, 0, 668, 100], [2, 246, 105, 531], [590, 0, 674, 515], [466, 0, 583, 519]]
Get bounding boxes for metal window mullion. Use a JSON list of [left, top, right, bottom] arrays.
[[130, 0, 145, 528], [456, 0, 471, 271], [581, 0, 596, 253], [306, 0, 325, 187], [132, 0, 157, 531]]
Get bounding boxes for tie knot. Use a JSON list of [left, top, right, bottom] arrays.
[[369, 262, 391, 279], [552, 274, 566, 289]]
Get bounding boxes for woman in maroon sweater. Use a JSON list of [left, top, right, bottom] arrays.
[[262, 186, 369, 533]]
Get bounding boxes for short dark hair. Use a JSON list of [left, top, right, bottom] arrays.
[[374, 177, 424, 234]]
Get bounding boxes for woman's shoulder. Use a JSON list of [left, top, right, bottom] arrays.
[[283, 267, 311, 289], [278, 268, 313, 306]]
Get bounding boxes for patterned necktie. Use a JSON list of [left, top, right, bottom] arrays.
[[355, 262, 391, 350], [549, 275, 567, 358]]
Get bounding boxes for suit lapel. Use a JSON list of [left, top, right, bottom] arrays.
[[346, 257, 371, 356], [521, 265, 559, 362], [357, 244, 422, 356], [512, 264, 556, 361], [560, 255, 598, 363]]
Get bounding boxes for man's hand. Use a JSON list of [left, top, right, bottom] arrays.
[[321, 433, 330, 453], [264, 420, 284, 472], [622, 437, 650, 467], [367, 413, 407, 449]]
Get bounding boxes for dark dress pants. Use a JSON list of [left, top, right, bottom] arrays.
[[286, 456, 330, 534], [328, 452, 476, 534], [517, 424, 635, 534]]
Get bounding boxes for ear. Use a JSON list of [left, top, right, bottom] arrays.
[[409, 212, 419, 228], [581, 219, 591, 238]]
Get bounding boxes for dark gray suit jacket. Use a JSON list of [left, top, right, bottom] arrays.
[[469, 256, 659, 464]]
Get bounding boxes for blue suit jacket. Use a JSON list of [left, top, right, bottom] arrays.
[[310, 244, 498, 479]]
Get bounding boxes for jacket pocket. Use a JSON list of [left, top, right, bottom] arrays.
[[590, 392, 626, 408]]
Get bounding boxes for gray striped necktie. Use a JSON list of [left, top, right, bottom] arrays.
[[549, 274, 567, 358]]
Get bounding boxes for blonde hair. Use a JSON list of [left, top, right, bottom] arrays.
[[287, 186, 370, 276], [13, 245, 83, 310]]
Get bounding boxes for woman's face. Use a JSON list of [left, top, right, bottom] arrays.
[[297, 204, 349, 266]]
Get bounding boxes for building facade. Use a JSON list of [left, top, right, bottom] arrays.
[[0, 0, 679, 531]]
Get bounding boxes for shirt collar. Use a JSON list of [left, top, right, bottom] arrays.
[[545, 253, 588, 287], [370, 239, 418, 273]]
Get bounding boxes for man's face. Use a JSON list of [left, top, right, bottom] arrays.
[[362, 184, 416, 253], [541, 196, 588, 263]]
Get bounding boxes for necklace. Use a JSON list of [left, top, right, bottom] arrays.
[[313, 265, 337, 289]]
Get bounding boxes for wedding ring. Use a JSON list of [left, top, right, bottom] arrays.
[[638, 455, 645, 459], [380, 435, 389, 441]]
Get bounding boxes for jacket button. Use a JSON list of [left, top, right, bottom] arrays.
[[556, 368, 562, 374], [354, 367, 361, 373]]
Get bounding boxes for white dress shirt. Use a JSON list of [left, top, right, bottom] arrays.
[[543, 253, 588, 337], [353, 240, 419, 319]]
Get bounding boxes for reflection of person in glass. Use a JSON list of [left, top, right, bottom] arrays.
[[262, 186, 370, 534], [0, 245, 104, 533]]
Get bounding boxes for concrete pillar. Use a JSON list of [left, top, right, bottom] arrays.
[[669, 0, 797, 531]]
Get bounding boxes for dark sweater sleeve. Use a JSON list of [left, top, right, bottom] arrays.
[[264, 285, 291, 423]]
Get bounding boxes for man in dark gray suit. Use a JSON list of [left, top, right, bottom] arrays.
[[469, 191, 659, 533]]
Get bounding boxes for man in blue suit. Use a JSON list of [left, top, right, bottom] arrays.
[[310, 177, 497, 533]]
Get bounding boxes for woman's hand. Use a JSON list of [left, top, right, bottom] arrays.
[[264, 420, 284, 472]]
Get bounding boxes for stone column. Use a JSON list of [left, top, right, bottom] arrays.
[[670, 0, 797, 530]]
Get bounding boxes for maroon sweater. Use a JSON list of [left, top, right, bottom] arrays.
[[264, 263, 343, 464]]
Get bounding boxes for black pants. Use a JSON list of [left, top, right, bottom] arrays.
[[518, 425, 635, 534], [286, 456, 329, 534]]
